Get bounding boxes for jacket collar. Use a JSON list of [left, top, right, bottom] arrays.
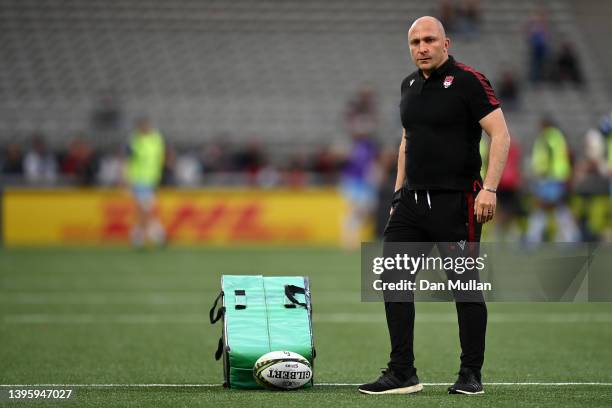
[[419, 55, 454, 79]]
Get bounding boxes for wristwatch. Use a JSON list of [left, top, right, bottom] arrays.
[[483, 186, 497, 193]]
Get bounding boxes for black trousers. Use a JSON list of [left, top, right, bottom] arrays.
[[383, 188, 487, 377]]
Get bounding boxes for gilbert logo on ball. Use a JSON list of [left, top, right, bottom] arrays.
[[253, 351, 312, 390]]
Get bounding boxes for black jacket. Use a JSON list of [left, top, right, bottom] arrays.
[[400, 55, 500, 191]]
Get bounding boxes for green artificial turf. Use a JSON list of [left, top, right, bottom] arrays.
[[1, 247, 611, 407]]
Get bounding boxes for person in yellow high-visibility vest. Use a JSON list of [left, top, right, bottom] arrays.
[[526, 117, 579, 242], [125, 117, 166, 247], [609, 132, 612, 176], [601, 113, 612, 240], [602, 113, 612, 180]]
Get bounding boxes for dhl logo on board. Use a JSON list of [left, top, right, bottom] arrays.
[[100, 201, 310, 242], [3, 189, 347, 245]]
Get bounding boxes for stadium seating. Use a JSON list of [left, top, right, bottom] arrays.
[[0, 0, 609, 153]]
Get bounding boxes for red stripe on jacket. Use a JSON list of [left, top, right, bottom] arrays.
[[465, 192, 475, 242], [455, 62, 500, 107]]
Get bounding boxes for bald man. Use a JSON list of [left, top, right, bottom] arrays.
[[359, 17, 510, 395]]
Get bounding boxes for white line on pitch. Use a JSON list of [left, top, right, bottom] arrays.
[[1, 383, 611, 387], [316, 382, 612, 386]]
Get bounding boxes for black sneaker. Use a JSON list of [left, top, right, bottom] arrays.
[[447, 368, 484, 395], [359, 369, 423, 395]]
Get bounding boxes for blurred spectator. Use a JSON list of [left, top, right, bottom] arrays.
[[600, 112, 612, 178], [573, 129, 608, 186], [257, 157, 282, 188], [572, 128, 609, 241], [603, 113, 612, 241], [341, 87, 381, 248], [23, 134, 57, 184], [1, 143, 24, 176], [497, 69, 520, 111], [200, 138, 232, 174], [374, 149, 398, 238], [282, 154, 307, 188], [97, 145, 124, 187], [438, 0, 457, 34], [526, 10, 550, 83], [527, 117, 580, 242], [456, 0, 482, 40], [345, 87, 378, 140], [126, 117, 166, 247], [60, 137, 98, 186], [481, 137, 524, 241], [340, 133, 379, 249], [174, 152, 202, 186], [233, 139, 264, 186], [311, 145, 339, 185], [554, 41, 584, 86]]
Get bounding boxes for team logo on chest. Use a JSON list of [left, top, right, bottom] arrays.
[[443, 75, 454, 88]]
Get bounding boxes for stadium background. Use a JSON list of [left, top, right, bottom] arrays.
[[1, 0, 611, 406]]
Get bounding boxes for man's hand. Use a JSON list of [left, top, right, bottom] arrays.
[[474, 190, 496, 223]]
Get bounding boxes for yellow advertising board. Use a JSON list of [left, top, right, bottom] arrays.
[[2, 188, 351, 246]]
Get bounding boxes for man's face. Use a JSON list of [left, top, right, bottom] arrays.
[[408, 20, 449, 76]]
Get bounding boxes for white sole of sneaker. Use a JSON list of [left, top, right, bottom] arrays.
[[452, 389, 485, 395], [358, 383, 423, 395]]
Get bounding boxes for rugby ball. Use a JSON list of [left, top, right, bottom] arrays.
[[253, 351, 312, 390]]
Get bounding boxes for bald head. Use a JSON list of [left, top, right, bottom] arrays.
[[407, 16, 450, 77], [409, 16, 446, 39]]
